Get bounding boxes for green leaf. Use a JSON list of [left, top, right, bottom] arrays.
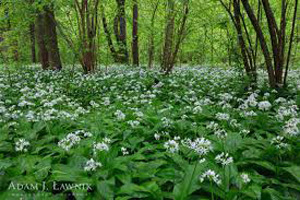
[[282, 166, 300, 183], [242, 184, 262, 199], [173, 163, 204, 200], [96, 178, 115, 200]]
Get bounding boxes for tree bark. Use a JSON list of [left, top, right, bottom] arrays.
[[241, 0, 276, 88], [74, 0, 99, 73], [132, 0, 139, 66], [44, 7, 62, 70], [162, 0, 175, 71], [115, 0, 129, 63], [35, 13, 49, 70], [284, 0, 299, 85], [102, 8, 118, 61]]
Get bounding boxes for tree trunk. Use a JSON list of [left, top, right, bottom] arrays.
[[162, 0, 175, 71], [284, 0, 299, 85], [241, 0, 276, 88], [102, 8, 118, 62], [132, 0, 139, 66], [35, 13, 49, 70], [167, 0, 189, 73], [44, 6, 62, 70], [74, 0, 99, 73], [115, 0, 129, 63]]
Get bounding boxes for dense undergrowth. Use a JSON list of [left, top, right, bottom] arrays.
[[0, 66, 300, 200]]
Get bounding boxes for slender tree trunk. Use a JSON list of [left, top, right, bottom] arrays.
[[241, 0, 276, 88], [284, 0, 299, 85], [167, 0, 189, 73], [132, 0, 139, 66], [162, 0, 175, 71], [74, 0, 99, 73], [102, 8, 118, 61], [115, 0, 129, 64]]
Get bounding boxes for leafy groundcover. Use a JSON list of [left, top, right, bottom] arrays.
[[0, 66, 300, 199]]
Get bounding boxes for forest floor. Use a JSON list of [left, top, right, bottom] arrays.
[[0, 66, 300, 200]]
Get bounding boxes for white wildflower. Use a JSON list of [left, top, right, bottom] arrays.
[[121, 147, 129, 155], [258, 101, 272, 111], [15, 139, 30, 152], [215, 152, 233, 166], [164, 140, 179, 153], [199, 170, 222, 185], [271, 136, 289, 149], [240, 173, 251, 184], [84, 159, 102, 171], [115, 110, 126, 120]]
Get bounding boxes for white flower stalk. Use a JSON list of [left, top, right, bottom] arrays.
[[15, 139, 30, 152], [215, 152, 233, 166], [84, 159, 102, 171], [199, 169, 222, 185]]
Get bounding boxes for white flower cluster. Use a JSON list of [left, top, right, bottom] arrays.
[[276, 105, 298, 120], [240, 173, 251, 184], [114, 110, 126, 120], [128, 120, 140, 128], [58, 130, 92, 151], [258, 101, 272, 111], [193, 106, 203, 114], [239, 93, 258, 109], [215, 113, 230, 121], [271, 136, 289, 149], [199, 169, 221, 185], [283, 118, 300, 137], [93, 137, 111, 154], [121, 147, 129, 155], [84, 158, 102, 171], [215, 152, 233, 166], [182, 137, 213, 156], [162, 117, 172, 128], [207, 121, 219, 131], [15, 139, 30, 152], [214, 129, 228, 139], [164, 139, 179, 153]]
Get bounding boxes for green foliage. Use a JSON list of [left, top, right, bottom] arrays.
[[0, 66, 300, 199]]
